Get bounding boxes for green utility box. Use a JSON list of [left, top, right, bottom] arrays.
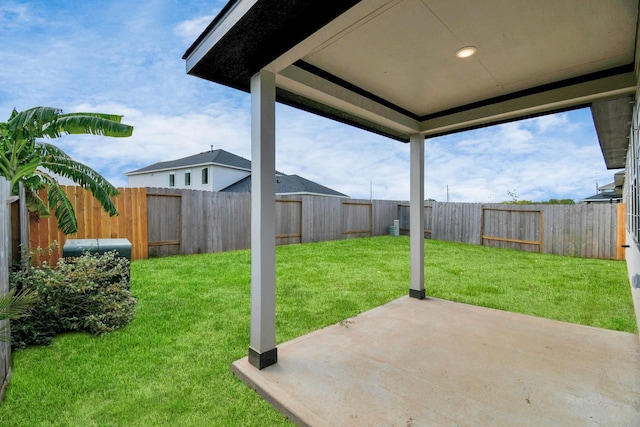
[[63, 238, 132, 261], [389, 219, 400, 237]]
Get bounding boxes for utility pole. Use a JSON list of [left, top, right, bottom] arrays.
[[446, 185, 449, 202]]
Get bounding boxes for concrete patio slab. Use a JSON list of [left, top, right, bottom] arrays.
[[232, 297, 640, 426]]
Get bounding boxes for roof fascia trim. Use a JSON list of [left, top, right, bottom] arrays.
[[184, 0, 361, 87], [125, 162, 251, 176], [289, 63, 635, 126], [420, 70, 637, 136], [184, 0, 258, 71], [279, 62, 635, 141], [276, 88, 410, 142], [184, 0, 241, 58], [278, 64, 419, 134], [422, 65, 635, 121], [591, 95, 634, 169], [294, 61, 419, 120]]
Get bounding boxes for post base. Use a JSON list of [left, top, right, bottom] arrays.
[[248, 347, 278, 369], [409, 288, 426, 299]]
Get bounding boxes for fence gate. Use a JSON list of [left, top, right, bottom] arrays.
[[481, 207, 543, 252], [342, 202, 372, 238], [276, 199, 302, 245], [147, 192, 181, 257]]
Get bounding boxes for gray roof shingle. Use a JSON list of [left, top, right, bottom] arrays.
[[126, 149, 251, 174], [126, 148, 347, 197], [221, 174, 348, 198]]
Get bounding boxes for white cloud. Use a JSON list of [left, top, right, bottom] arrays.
[[174, 15, 216, 43], [0, 1, 618, 203], [0, 3, 41, 30], [529, 112, 570, 133], [424, 110, 614, 203], [55, 101, 251, 187]]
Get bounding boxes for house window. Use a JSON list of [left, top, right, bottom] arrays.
[[185, 172, 191, 186], [169, 173, 175, 187], [202, 168, 209, 185]]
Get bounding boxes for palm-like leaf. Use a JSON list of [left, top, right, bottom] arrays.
[[39, 143, 119, 214], [42, 114, 133, 138], [6, 107, 61, 140], [0, 289, 37, 343], [0, 106, 133, 234], [21, 181, 50, 218], [47, 183, 78, 234], [7, 107, 132, 139], [10, 158, 39, 188], [36, 173, 78, 234], [0, 289, 37, 321]]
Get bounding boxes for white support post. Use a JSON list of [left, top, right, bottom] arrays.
[[409, 134, 425, 298], [249, 69, 278, 369]]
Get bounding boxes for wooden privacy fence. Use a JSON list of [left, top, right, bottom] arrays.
[[145, 188, 400, 256], [146, 188, 252, 257], [27, 187, 401, 262], [398, 202, 625, 260], [27, 187, 626, 263], [481, 207, 543, 252], [29, 186, 148, 265]]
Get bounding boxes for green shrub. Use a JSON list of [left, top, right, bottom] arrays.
[[10, 251, 136, 349]]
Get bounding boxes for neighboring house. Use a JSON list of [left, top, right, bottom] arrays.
[[125, 149, 252, 191], [125, 148, 348, 198], [582, 171, 624, 204], [222, 174, 349, 198]]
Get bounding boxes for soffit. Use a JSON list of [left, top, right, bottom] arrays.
[[591, 96, 634, 169], [302, 0, 636, 116], [184, 0, 638, 161]]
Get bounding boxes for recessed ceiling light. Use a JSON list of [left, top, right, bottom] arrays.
[[456, 46, 477, 58]]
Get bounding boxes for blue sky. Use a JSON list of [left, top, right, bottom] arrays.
[[0, 0, 621, 202]]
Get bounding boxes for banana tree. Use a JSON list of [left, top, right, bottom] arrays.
[[0, 106, 133, 234]]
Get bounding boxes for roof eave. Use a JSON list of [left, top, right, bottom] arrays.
[[183, 0, 360, 90], [591, 95, 635, 170], [184, 0, 639, 158], [125, 162, 251, 176]]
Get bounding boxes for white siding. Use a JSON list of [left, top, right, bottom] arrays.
[[128, 166, 215, 190], [127, 164, 249, 191], [128, 170, 176, 188], [212, 165, 250, 191], [625, 75, 640, 334], [190, 166, 214, 191]]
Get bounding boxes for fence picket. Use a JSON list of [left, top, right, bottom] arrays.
[[398, 202, 622, 259], [28, 187, 624, 263], [29, 186, 149, 264]]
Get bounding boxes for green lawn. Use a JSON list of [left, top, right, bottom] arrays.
[[1, 236, 635, 426]]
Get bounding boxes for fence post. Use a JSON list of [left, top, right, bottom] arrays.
[[617, 203, 626, 260], [18, 182, 29, 261], [0, 177, 14, 401]]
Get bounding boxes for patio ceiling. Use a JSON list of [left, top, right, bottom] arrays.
[[184, 0, 639, 169]]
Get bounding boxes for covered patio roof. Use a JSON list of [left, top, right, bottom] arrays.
[[184, 0, 639, 378], [184, 0, 638, 168]]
